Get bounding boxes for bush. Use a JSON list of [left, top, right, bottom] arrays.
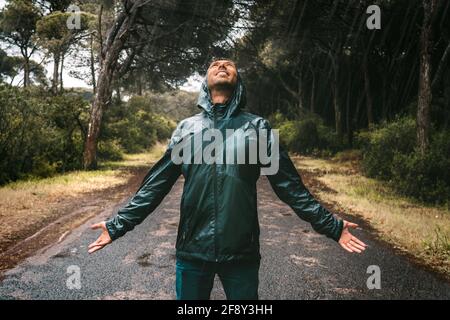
[[390, 150, 450, 204], [275, 113, 346, 156], [101, 100, 175, 154], [0, 85, 89, 184], [29, 156, 60, 179], [97, 140, 124, 161], [356, 117, 416, 180], [356, 116, 450, 204], [0, 85, 185, 185]]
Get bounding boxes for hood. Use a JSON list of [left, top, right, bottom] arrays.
[[197, 72, 247, 119]]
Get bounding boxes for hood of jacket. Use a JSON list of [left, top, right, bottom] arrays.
[[197, 72, 247, 119]]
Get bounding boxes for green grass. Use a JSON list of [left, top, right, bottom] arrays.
[[293, 154, 450, 277]]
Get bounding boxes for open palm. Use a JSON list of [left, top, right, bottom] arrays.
[[338, 220, 367, 253], [88, 221, 112, 254]]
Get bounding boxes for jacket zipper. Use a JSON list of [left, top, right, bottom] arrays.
[[212, 107, 219, 262]]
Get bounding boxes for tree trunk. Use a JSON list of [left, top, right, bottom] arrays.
[[83, 59, 115, 169], [137, 72, 143, 96], [90, 34, 97, 94], [23, 57, 30, 87], [297, 72, 303, 116], [363, 59, 374, 128], [346, 75, 353, 147], [59, 53, 64, 93], [116, 84, 122, 104], [444, 68, 450, 129], [333, 83, 342, 140], [310, 72, 316, 114], [331, 56, 342, 140], [83, 6, 139, 169], [417, 0, 437, 155], [52, 53, 60, 94]]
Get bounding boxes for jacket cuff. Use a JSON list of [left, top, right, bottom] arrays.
[[331, 218, 344, 242], [105, 219, 119, 241]]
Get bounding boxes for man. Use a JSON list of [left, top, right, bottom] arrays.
[[88, 58, 367, 300]]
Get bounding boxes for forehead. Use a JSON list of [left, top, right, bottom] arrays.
[[208, 60, 236, 68]]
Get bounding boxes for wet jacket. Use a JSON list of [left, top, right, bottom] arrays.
[[105, 74, 343, 262]]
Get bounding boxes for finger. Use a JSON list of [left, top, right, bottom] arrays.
[[89, 238, 110, 248], [346, 222, 359, 229], [347, 242, 362, 253], [350, 242, 366, 251], [88, 244, 104, 254], [351, 237, 367, 248], [88, 239, 101, 249], [349, 239, 366, 251], [340, 242, 354, 253], [91, 223, 103, 230]]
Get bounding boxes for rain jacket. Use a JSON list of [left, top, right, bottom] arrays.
[[105, 73, 343, 263]]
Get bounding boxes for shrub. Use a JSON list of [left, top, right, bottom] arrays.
[[356, 116, 450, 204], [276, 114, 345, 156], [356, 117, 416, 180], [0, 85, 89, 184], [97, 140, 124, 161], [101, 96, 176, 154], [390, 151, 450, 204]]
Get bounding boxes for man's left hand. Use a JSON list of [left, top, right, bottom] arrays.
[[338, 220, 367, 253]]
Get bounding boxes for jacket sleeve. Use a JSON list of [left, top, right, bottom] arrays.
[[105, 122, 183, 241], [261, 119, 344, 242]]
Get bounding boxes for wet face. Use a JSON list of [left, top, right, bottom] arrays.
[[207, 59, 238, 91]]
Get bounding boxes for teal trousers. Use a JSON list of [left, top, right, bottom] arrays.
[[175, 257, 260, 300]]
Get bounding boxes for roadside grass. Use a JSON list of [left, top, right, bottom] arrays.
[[100, 141, 166, 170], [0, 142, 166, 252], [292, 151, 450, 276]]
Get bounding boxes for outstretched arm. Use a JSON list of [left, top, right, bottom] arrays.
[[267, 149, 366, 253], [262, 121, 366, 253], [88, 123, 184, 254]]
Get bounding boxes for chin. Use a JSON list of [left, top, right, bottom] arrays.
[[212, 79, 234, 88]]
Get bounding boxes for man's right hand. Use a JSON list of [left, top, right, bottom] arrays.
[[88, 222, 112, 254]]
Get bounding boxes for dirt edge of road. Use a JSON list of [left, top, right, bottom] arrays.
[[0, 166, 149, 280]]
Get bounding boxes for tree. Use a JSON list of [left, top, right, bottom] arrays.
[[417, 0, 438, 155], [0, 0, 41, 87], [0, 48, 17, 81], [83, 0, 238, 169], [36, 10, 93, 93]]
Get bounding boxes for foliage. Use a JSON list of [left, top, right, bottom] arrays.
[[356, 117, 417, 180], [356, 116, 450, 204], [0, 85, 186, 184], [100, 93, 177, 155], [271, 111, 346, 156], [0, 85, 89, 184]]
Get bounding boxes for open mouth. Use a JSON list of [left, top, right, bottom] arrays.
[[216, 70, 229, 76]]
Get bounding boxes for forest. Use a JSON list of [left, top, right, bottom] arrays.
[[1, 0, 449, 205]]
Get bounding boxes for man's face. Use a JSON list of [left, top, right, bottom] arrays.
[[207, 60, 238, 90]]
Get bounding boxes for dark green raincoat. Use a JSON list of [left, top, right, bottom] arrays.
[[105, 74, 343, 262]]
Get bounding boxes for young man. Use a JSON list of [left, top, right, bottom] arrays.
[[88, 58, 367, 300]]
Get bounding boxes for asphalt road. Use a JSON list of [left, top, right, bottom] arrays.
[[1, 176, 449, 300]]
